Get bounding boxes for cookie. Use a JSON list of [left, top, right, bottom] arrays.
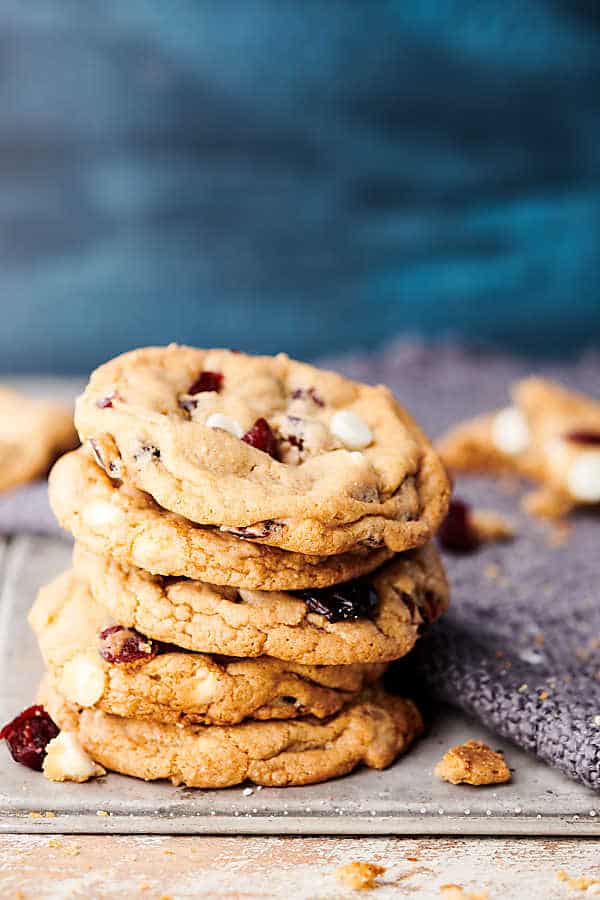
[[74, 346, 450, 554], [73, 542, 449, 666], [0, 387, 77, 492], [30, 570, 384, 726], [40, 678, 423, 788], [49, 448, 394, 590], [438, 377, 600, 518]]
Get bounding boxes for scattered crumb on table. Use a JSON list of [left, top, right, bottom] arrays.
[[335, 862, 386, 890], [440, 885, 489, 899], [435, 740, 511, 786], [556, 870, 600, 892]]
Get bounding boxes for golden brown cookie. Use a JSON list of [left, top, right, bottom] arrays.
[[30, 570, 384, 726], [438, 377, 600, 518], [0, 387, 77, 492], [74, 346, 450, 554], [40, 678, 423, 788], [49, 448, 394, 590], [74, 542, 449, 666]]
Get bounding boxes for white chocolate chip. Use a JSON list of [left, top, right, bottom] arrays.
[[43, 732, 106, 783], [491, 407, 529, 455], [205, 413, 244, 438], [59, 652, 106, 707], [82, 501, 124, 530], [330, 410, 373, 450], [189, 670, 220, 705], [567, 451, 600, 502]]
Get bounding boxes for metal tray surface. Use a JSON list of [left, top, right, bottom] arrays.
[[1, 535, 599, 835]]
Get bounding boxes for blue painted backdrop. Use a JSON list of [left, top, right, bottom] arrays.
[[0, 1, 599, 372]]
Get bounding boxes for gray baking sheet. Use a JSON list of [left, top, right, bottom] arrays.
[[1, 536, 599, 835]]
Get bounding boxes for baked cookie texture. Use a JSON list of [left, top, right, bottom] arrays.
[[74, 346, 450, 554], [49, 448, 394, 590], [3, 346, 452, 789], [0, 387, 77, 492], [437, 377, 600, 518], [73, 542, 449, 666], [40, 678, 423, 788], [30, 570, 384, 726], [434, 740, 511, 786]]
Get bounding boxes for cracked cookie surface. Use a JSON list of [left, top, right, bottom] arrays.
[[0, 387, 77, 492], [30, 570, 384, 726], [438, 377, 600, 518], [73, 542, 448, 666], [40, 678, 423, 788], [74, 346, 450, 555], [49, 448, 394, 590]]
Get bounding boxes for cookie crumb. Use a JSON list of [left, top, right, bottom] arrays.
[[96, 809, 109, 817], [48, 839, 62, 849], [440, 886, 488, 899], [335, 862, 386, 890], [435, 740, 511, 786], [556, 871, 600, 892], [470, 509, 515, 543]]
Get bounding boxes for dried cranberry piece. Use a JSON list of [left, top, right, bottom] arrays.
[[96, 391, 119, 409], [437, 498, 479, 554], [99, 625, 157, 664], [297, 580, 378, 623], [0, 705, 59, 771], [291, 387, 324, 407], [188, 371, 223, 395], [564, 430, 600, 446], [242, 418, 279, 459]]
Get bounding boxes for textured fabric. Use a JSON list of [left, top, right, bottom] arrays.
[[0, 482, 62, 537], [327, 340, 600, 791], [1, 2, 600, 370]]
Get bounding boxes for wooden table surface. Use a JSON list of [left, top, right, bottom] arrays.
[[2, 834, 599, 898], [2, 379, 600, 899]]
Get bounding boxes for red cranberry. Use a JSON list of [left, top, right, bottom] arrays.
[[297, 580, 378, 623], [437, 498, 480, 554], [0, 705, 59, 771], [242, 418, 279, 459], [291, 387, 324, 407], [188, 371, 223, 395], [96, 391, 119, 409], [564, 430, 600, 446], [99, 625, 157, 664]]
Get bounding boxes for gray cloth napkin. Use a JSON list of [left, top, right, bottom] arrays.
[[0, 481, 63, 537], [3, 342, 600, 788], [326, 340, 600, 791]]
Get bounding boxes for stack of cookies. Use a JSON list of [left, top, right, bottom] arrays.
[[31, 347, 451, 789]]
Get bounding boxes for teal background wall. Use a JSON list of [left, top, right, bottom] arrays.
[[0, 1, 599, 372]]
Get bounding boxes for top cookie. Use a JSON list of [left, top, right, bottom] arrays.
[[0, 387, 77, 493], [74, 346, 450, 555], [438, 377, 600, 518]]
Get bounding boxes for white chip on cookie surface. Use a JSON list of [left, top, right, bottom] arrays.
[[204, 413, 244, 438], [43, 731, 106, 783], [82, 500, 124, 530], [59, 652, 106, 707], [330, 410, 373, 450], [490, 406, 530, 455], [566, 451, 600, 502]]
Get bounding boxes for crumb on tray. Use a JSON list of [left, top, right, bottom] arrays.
[[435, 740, 511, 786]]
